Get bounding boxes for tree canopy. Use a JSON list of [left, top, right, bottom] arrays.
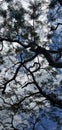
[[0, 0, 62, 129]]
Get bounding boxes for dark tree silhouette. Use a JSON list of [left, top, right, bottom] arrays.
[[0, 0, 62, 112], [0, 0, 62, 129], [0, 0, 62, 130]]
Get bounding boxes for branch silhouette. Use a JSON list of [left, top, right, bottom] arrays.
[[0, 37, 62, 68], [23, 64, 62, 108]]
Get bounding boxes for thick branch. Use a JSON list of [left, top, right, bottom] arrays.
[[0, 37, 29, 48], [1, 37, 62, 68], [23, 65, 62, 108], [33, 46, 62, 68]]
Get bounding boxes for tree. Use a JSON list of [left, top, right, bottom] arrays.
[[0, 0, 62, 129]]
